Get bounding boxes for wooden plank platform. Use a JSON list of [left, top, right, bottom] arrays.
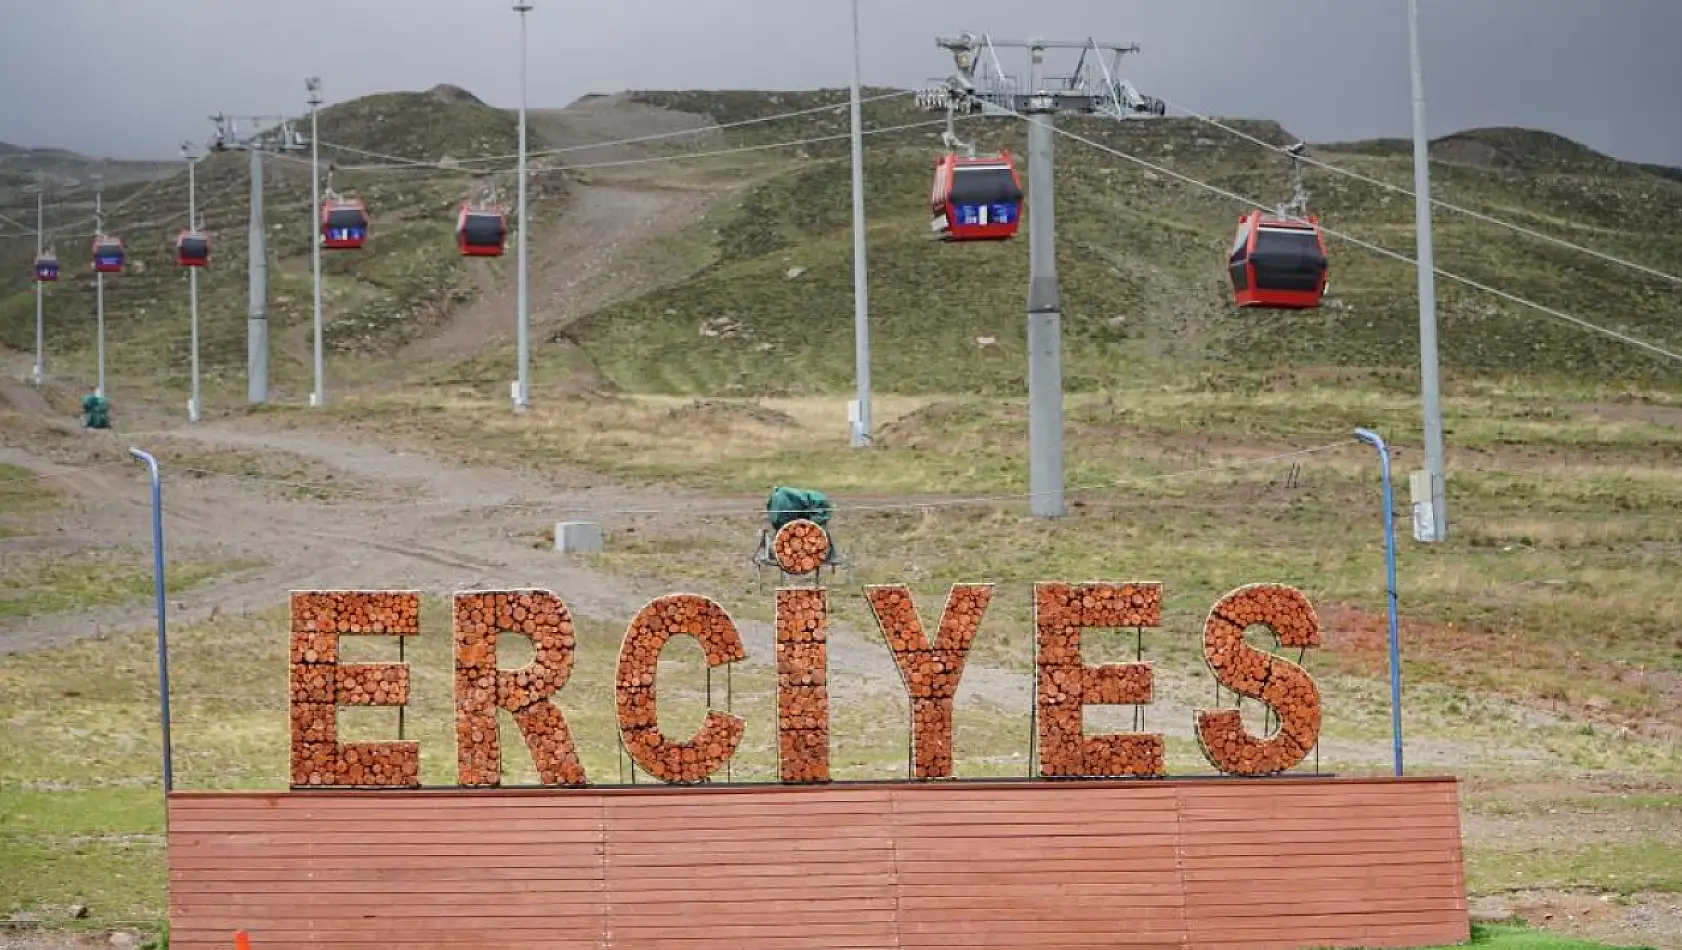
[[167, 776, 1468, 950]]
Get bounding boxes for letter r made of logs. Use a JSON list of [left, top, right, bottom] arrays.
[[1033, 582, 1165, 778], [616, 594, 749, 784], [865, 583, 993, 779], [1196, 584, 1323, 776], [289, 590, 421, 788], [454, 589, 587, 787]]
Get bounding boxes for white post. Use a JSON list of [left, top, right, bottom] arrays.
[[848, 0, 871, 448], [1407, 0, 1448, 542], [513, 0, 533, 412], [186, 147, 201, 423], [32, 184, 44, 386], [94, 173, 105, 398], [308, 77, 326, 409]]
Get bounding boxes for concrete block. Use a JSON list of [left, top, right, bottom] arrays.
[[555, 521, 603, 554]]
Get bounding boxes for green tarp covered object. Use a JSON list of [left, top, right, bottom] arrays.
[[81, 394, 110, 430], [765, 486, 832, 528]]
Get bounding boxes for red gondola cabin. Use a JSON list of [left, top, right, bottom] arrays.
[[91, 236, 126, 274], [33, 252, 59, 283], [320, 198, 370, 250], [176, 230, 210, 267], [1228, 209, 1328, 309], [930, 152, 1024, 242], [456, 204, 507, 258]]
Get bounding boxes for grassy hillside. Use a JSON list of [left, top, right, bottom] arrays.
[[0, 86, 557, 403], [548, 91, 1682, 395]]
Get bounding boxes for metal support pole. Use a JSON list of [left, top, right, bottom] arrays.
[[185, 148, 201, 423], [847, 0, 871, 448], [308, 77, 325, 409], [128, 448, 175, 793], [94, 174, 105, 398], [1024, 47, 1065, 518], [513, 0, 533, 412], [247, 145, 268, 406], [1407, 0, 1447, 542], [33, 184, 45, 386], [1354, 428, 1404, 778]]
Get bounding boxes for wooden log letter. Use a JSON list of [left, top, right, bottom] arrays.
[[1034, 582, 1164, 778], [773, 519, 832, 576], [776, 587, 830, 783], [616, 594, 749, 783], [288, 590, 421, 788], [453, 589, 587, 787], [864, 583, 993, 779], [1196, 583, 1323, 776]]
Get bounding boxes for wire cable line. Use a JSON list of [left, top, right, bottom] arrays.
[[1156, 94, 1682, 288], [978, 102, 1682, 365]]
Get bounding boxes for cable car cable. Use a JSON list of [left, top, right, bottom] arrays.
[[310, 89, 921, 171], [975, 100, 1682, 366], [1157, 95, 1682, 288]]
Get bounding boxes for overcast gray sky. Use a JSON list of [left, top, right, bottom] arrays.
[[2, 0, 1677, 165]]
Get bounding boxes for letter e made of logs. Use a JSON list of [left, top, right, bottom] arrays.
[[864, 583, 993, 779], [289, 590, 421, 788], [1033, 582, 1165, 778], [1195, 584, 1323, 776], [453, 589, 587, 787], [616, 594, 749, 783]]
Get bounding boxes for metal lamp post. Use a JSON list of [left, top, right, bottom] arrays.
[[308, 76, 326, 409], [513, 0, 533, 412]]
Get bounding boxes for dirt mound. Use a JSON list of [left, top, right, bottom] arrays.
[[427, 84, 485, 107], [874, 400, 998, 449], [664, 399, 796, 429]]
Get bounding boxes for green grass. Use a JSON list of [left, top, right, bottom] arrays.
[[1456, 925, 1655, 949], [0, 461, 63, 537], [0, 553, 255, 619]]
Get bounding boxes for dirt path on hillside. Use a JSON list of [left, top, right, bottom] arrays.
[[396, 181, 720, 365]]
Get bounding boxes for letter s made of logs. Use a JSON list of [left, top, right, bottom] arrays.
[[616, 594, 749, 783], [1196, 583, 1323, 776]]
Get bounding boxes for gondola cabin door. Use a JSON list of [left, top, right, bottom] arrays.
[[932, 153, 1024, 242], [1228, 210, 1328, 309]]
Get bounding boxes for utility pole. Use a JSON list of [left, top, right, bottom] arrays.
[[210, 112, 304, 407], [32, 178, 45, 386], [930, 33, 1159, 517], [183, 142, 202, 423], [848, 0, 871, 448], [513, 0, 533, 412], [307, 77, 325, 409], [1022, 51, 1064, 518], [1407, 0, 1448, 543], [94, 171, 105, 398]]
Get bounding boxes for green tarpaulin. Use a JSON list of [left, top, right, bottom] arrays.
[[765, 486, 832, 528], [81, 394, 110, 430]]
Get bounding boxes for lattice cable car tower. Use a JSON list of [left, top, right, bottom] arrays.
[[921, 33, 1165, 519], [208, 112, 306, 406]]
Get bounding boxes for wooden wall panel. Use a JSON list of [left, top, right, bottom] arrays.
[[167, 776, 1467, 950]]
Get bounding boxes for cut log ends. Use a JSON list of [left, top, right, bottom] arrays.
[[451, 590, 585, 787], [289, 590, 420, 636], [772, 519, 831, 576], [1032, 582, 1165, 778], [288, 592, 419, 790], [621, 711, 746, 784], [910, 696, 956, 779], [775, 588, 831, 783], [863, 584, 993, 781], [1197, 584, 1323, 776]]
